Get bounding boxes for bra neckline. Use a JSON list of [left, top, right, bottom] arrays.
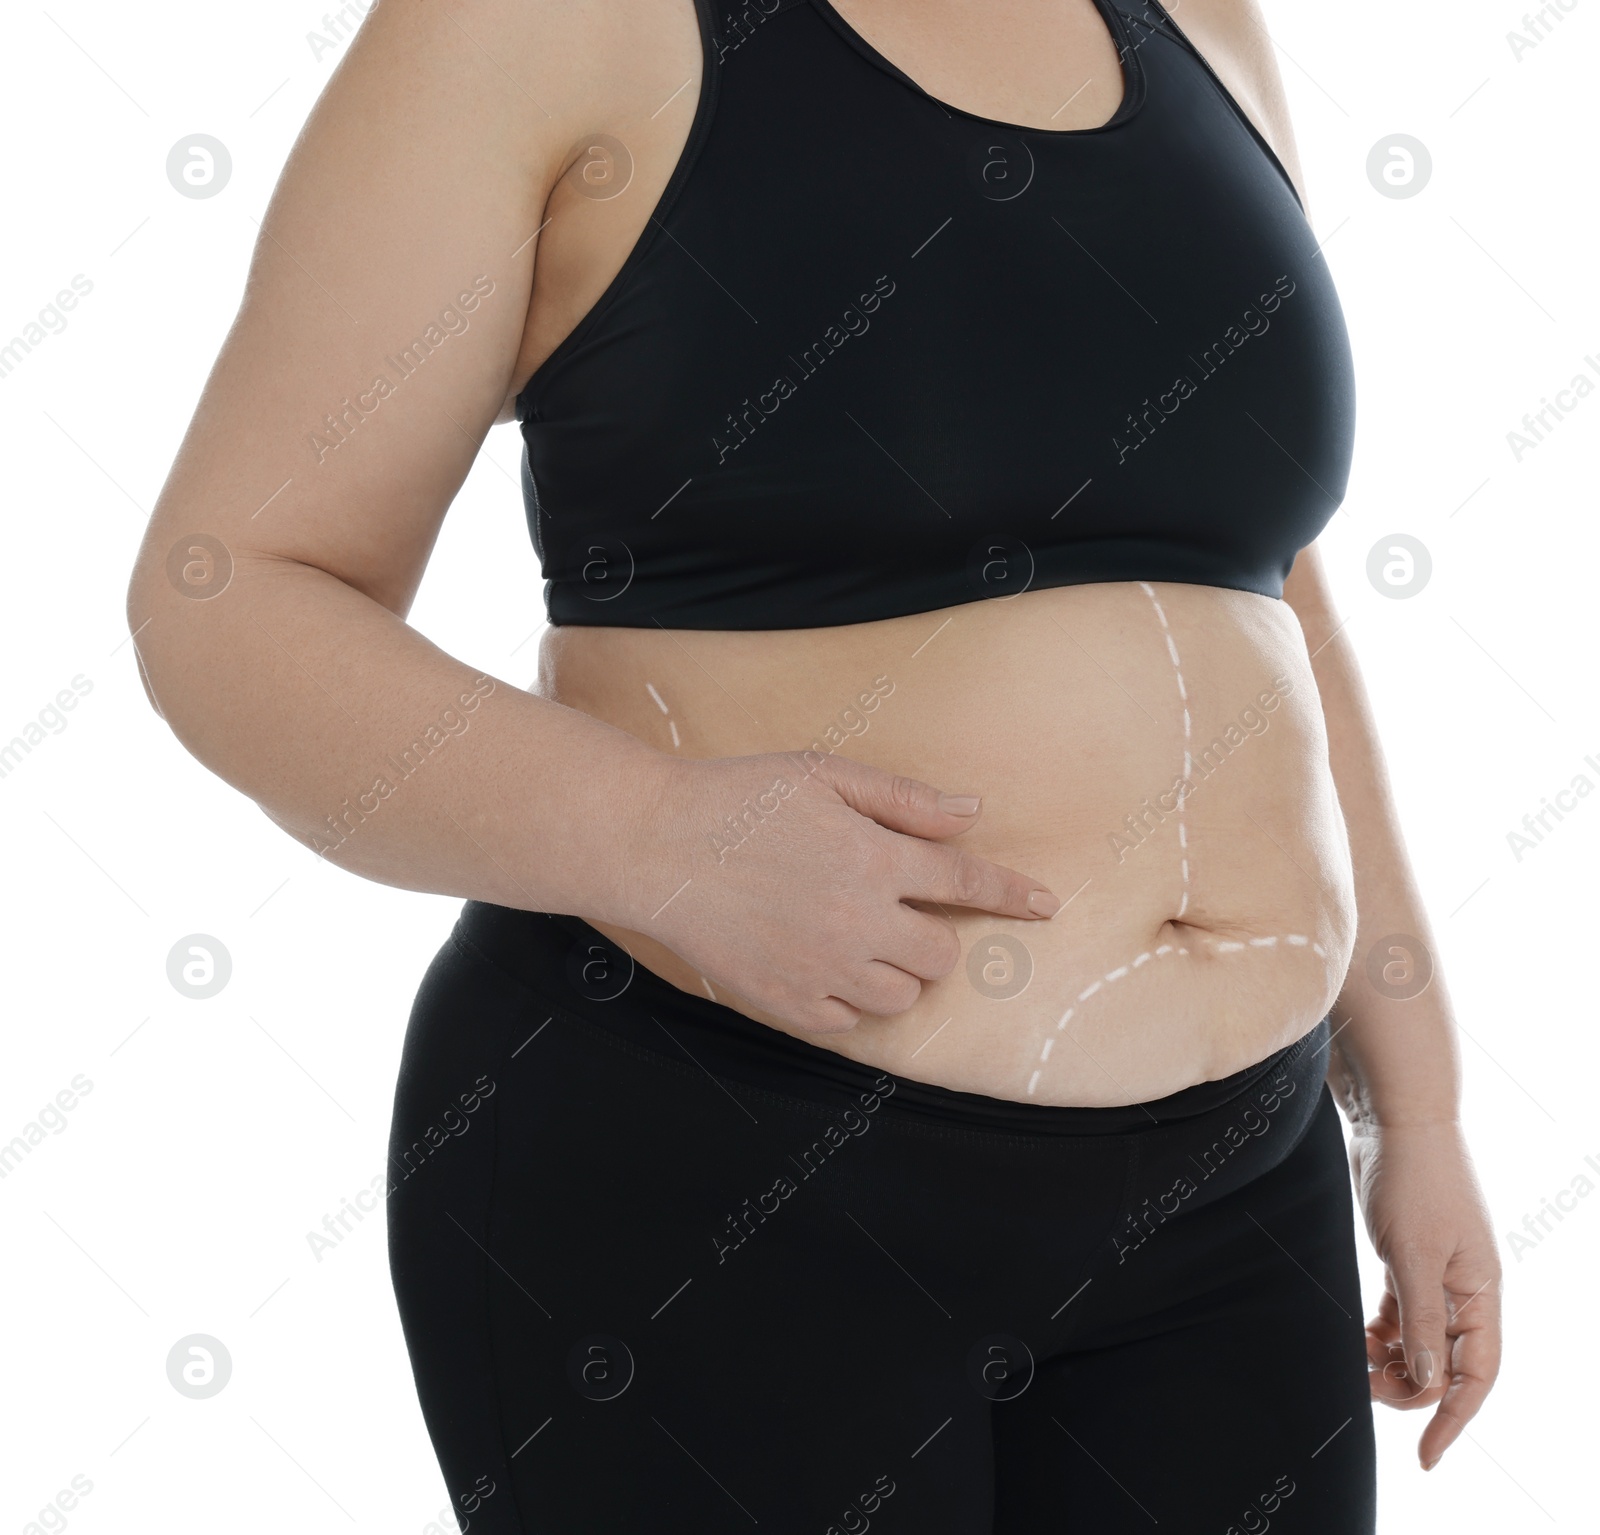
[[805, 0, 1149, 139]]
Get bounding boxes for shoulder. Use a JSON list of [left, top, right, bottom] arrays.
[[353, 0, 702, 181], [135, 0, 708, 613], [1159, 0, 1313, 217]]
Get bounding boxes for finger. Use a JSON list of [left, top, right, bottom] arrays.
[[898, 837, 1061, 921], [809, 756, 993, 842], [708, 969, 860, 1036], [1418, 1354, 1492, 1469], [874, 907, 962, 983], [831, 958, 924, 1019], [1369, 1341, 1415, 1408], [1365, 1286, 1401, 1344], [1391, 1252, 1452, 1411], [798, 994, 862, 1034], [1419, 1281, 1503, 1469], [1364, 1327, 1393, 1374], [1366, 1288, 1413, 1405]]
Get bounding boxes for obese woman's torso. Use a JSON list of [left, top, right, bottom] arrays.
[[503, 0, 1356, 1105], [537, 586, 1356, 1106]]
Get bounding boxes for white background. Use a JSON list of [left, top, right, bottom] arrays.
[[1, 0, 1594, 1529]]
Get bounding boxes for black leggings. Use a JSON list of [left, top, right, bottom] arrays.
[[387, 901, 1377, 1533]]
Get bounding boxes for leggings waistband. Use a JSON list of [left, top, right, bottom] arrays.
[[451, 900, 1330, 1137]]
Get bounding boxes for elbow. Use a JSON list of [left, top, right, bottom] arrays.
[[124, 546, 226, 729], [124, 527, 240, 722]]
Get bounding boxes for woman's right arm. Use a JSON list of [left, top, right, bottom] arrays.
[[126, 0, 669, 923], [126, 0, 1058, 1032]]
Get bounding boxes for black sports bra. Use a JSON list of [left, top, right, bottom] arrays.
[[515, 0, 1356, 629]]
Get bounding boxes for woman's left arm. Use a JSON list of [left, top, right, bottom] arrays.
[[1284, 539, 1503, 1471]]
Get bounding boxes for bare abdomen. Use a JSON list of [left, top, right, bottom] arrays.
[[540, 579, 1356, 1106]]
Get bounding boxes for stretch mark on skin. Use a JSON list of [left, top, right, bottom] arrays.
[[644, 680, 681, 749], [1138, 580, 1191, 917], [1024, 932, 1328, 1097]]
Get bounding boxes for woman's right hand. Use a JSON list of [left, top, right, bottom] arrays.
[[619, 751, 1062, 1033]]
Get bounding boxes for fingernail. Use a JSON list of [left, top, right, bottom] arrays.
[[939, 793, 981, 816], [1410, 1349, 1434, 1390], [1422, 1454, 1440, 1472], [1027, 889, 1061, 918]]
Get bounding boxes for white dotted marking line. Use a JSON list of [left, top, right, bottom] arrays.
[[1026, 931, 1327, 1096], [1138, 582, 1192, 918], [644, 679, 682, 749]]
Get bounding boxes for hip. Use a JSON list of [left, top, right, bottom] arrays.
[[386, 909, 1371, 1531]]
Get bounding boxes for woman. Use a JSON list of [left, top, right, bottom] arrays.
[[127, 0, 1501, 1526]]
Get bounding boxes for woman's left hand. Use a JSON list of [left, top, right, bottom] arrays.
[[1347, 1120, 1503, 1469]]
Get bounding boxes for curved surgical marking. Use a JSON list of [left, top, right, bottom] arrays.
[[1027, 930, 1331, 1093]]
